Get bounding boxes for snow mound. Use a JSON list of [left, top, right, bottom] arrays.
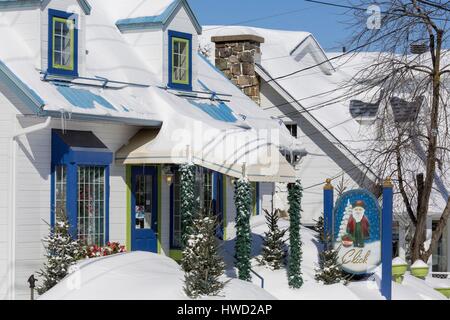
[[392, 257, 407, 266], [411, 260, 428, 268], [38, 251, 273, 300]]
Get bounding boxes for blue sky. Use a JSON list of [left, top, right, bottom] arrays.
[[188, 0, 351, 51]]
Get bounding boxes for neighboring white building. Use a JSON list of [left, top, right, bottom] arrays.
[[0, 0, 300, 299], [201, 26, 450, 272]]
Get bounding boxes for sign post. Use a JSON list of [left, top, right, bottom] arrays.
[[323, 179, 334, 247], [381, 177, 393, 300], [324, 177, 394, 294]]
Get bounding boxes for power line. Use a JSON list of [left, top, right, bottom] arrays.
[[304, 0, 450, 21], [266, 28, 400, 83], [202, 6, 316, 32]]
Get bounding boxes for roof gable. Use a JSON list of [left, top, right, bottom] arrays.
[[115, 0, 202, 34]]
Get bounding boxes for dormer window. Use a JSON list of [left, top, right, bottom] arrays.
[[168, 30, 192, 91], [48, 9, 78, 77]]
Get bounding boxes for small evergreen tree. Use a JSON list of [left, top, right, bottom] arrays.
[[313, 215, 325, 243], [234, 177, 252, 281], [258, 209, 287, 270], [314, 243, 344, 285], [179, 163, 196, 250], [182, 209, 226, 298], [314, 216, 344, 285], [37, 215, 83, 294], [287, 179, 303, 288]]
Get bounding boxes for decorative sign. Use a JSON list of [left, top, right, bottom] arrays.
[[333, 189, 381, 274]]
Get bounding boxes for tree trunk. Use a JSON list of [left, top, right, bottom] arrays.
[[411, 30, 443, 263]]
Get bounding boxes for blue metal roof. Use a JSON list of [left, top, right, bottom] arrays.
[[189, 100, 237, 123], [116, 0, 202, 34], [56, 85, 116, 111]]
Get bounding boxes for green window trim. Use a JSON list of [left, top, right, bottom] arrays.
[[52, 16, 75, 71], [171, 37, 190, 85]]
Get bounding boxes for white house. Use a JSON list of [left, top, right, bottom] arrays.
[[0, 0, 300, 300], [200, 26, 450, 273]]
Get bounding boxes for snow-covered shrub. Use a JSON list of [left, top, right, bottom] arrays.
[[182, 209, 226, 298], [37, 217, 83, 294], [314, 217, 344, 285], [257, 209, 287, 270]]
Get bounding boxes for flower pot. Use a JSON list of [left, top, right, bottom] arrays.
[[434, 287, 450, 299], [410, 266, 429, 279], [392, 264, 408, 283]]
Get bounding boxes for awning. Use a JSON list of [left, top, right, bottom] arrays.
[[115, 128, 297, 183], [52, 129, 113, 165]]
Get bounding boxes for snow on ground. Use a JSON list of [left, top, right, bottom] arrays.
[[38, 251, 274, 300], [219, 215, 448, 300], [39, 215, 448, 300]]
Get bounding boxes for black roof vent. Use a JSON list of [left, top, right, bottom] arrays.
[[390, 96, 423, 122], [349, 100, 380, 119]]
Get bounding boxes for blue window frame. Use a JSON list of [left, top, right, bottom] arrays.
[[47, 9, 79, 77], [51, 130, 112, 245], [168, 30, 192, 91]]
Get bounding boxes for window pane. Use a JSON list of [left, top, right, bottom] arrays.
[[54, 165, 67, 223], [77, 166, 106, 246], [52, 17, 73, 69], [179, 41, 187, 56], [135, 174, 153, 230], [63, 36, 71, 52]]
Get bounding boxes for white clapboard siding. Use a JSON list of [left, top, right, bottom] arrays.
[[11, 116, 139, 299]]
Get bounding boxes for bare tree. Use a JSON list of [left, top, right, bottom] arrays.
[[340, 0, 450, 263]]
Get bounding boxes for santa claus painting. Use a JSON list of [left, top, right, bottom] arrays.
[[346, 200, 370, 247]]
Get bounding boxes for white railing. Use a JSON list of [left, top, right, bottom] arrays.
[[430, 272, 450, 279]]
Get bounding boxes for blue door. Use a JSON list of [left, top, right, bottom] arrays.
[[131, 166, 158, 252]]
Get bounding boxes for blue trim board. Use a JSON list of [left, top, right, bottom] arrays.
[[47, 9, 79, 77], [116, 0, 202, 34], [168, 30, 192, 91]]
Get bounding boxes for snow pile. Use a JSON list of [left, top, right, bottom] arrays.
[[38, 251, 273, 300], [392, 257, 407, 266], [411, 260, 428, 268]]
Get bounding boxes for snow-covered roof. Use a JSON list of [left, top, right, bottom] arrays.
[[0, 2, 298, 181], [113, 0, 202, 34]]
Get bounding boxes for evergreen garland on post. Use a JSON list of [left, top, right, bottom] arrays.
[[234, 177, 252, 281], [258, 209, 287, 270], [182, 208, 227, 298], [287, 179, 303, 288], [179, 163, 196, 250], [37, 215, 83, 295]]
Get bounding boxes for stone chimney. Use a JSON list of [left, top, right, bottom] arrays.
[[211, 34, 264, 105]]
